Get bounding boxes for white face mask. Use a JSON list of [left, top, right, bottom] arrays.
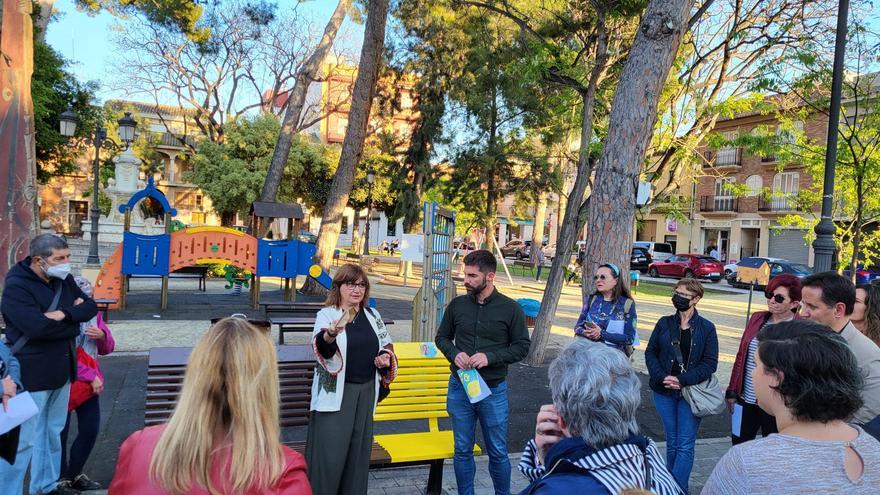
[[44, 262, 72, 280]]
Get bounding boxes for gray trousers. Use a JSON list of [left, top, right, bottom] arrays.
[[306, 380, 376, 495]]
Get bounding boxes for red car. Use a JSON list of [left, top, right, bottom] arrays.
[[648, 254, 725, 282]]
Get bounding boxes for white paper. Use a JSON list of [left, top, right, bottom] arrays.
[[731, 403, 743, 437], [0, 392, 39, 435], [606, 320, 625, 336]]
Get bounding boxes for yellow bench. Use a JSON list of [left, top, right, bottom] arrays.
[[373, 342, 482, 494]]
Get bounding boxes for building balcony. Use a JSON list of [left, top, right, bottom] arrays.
[[704, 148, 742, 169], [699, 195, 739, 213], [758, 195, 801, 213], [154, 132, 198, 149]]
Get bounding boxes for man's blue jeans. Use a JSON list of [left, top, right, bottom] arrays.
[[653, 391, 701, 494], [0, 383, 71, 495], [447, 374, 511, 495]]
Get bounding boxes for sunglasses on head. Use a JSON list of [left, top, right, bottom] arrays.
[[765, 293, 786, 304]]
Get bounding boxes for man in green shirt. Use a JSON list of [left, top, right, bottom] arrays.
[[435, 249, 531, 495]]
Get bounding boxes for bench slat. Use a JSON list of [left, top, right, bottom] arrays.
[[374, 431, 480, 464]]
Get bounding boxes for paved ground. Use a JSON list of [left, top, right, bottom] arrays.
[[61, 259, 757, 493]]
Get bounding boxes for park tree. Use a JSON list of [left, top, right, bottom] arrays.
[[186, 113, 333, 226], [31, 38, 101, 183], [306, 0, 391, 294], [729, 16, 880, 279], [259, 0, 351, 215], [111, 1, 333, 148]]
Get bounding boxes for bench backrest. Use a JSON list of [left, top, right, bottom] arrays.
[[144, 342, 451, 431], [374, 342, 450, 432], [145, 345, 315, 427]]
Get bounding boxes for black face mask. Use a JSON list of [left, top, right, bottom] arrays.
[[672, 294, 692, 312]]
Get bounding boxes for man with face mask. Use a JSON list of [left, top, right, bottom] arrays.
[[1, 234, 97, 495], [435, 249, 531, 495]]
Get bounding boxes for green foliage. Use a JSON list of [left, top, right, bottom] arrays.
[[31, 39, 100, 183], [738, 18, 880, 271], [186, 114, 281, 221], [81, 189, 112, 217], [186, 113, 338, 222], [75, 0, 209, 42]]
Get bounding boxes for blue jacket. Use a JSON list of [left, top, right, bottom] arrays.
[[0, 343, 22, 391], [644, 311, 719, 396], [574, 295, 637, 349], [520, 437, 616, 494], [1, 258, 97, 391]]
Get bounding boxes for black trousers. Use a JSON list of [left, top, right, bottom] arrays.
[[732, 400, 777, 445]]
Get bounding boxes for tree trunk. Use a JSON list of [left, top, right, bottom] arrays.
[[526, 16, 609, 366], [258, 0, 350, 234], [530, 191, 548, 265], [34, 0, 54, 41], [303, 0, 390, 295], [220, 211, 236, 227], [351, 213, 362, 254], [582, 0, 694, 298], [850, 174, 864, 282], [0, 0, 40, 293]]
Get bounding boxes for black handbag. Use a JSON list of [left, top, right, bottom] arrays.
[[0, 426, 20, 465]]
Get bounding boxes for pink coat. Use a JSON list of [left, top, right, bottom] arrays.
[[108, 425, 312, 495], [77, 313, 115, 384]]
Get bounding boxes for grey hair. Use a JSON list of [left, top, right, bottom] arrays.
[[548, 339, 641, 449], [29, 233, 68, 259]]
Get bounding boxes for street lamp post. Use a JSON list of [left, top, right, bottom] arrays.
[[813, 0, 850, 273], [363, 167, 376, 256], [60, 109, 137, 264]]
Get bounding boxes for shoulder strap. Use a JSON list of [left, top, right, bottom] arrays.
[[669, 322, 686, 373], [11, 279, 63, 355]]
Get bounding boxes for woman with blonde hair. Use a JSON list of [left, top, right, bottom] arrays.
[[108, 318, 311, 495], [306, 264, 397, 494]]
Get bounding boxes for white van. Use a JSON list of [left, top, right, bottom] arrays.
[[633, 241, 674, 262]]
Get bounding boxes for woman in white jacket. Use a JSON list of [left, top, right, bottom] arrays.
[[305, 264, 397, 495]]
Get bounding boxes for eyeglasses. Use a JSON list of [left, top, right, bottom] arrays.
[[765, 293, 786, 304], [673, 291, 695, 300], [594, 274, 616, 281], [342, 282, 367, 290]]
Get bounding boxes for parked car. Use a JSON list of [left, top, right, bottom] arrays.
[[633, 241, 674, 262], [726, 260, 813, 289], [297, 229, 318, 244], [648, 254, 725, 282], [843, 265, 880, 284], [630, 247, 652, 273], [500, 239, 531, 259], [724, 256, 782, 277]]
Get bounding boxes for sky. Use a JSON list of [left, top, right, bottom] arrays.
[[44, 0, 366, 104]]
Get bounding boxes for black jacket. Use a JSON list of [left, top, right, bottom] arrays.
[[2, 258, 97, 391]]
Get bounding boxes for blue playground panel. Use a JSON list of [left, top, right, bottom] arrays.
[[257, 239, 316, 278], [121, 232, 171, 276]]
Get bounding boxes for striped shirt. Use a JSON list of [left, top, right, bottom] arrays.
[[741, 337, 759, 404], [518, 437, 683, 495]]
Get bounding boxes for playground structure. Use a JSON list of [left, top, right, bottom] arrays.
[[92, 178, 330, 309]]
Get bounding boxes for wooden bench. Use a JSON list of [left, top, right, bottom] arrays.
[[345, 252, 362, 263], [269, 316, 395, 345], [144, 342, 476, 495], [94, 298, 117, 322], [127, 266, 209, 292], [261, 301, 324, 318], [512, 259, 534, 276]]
